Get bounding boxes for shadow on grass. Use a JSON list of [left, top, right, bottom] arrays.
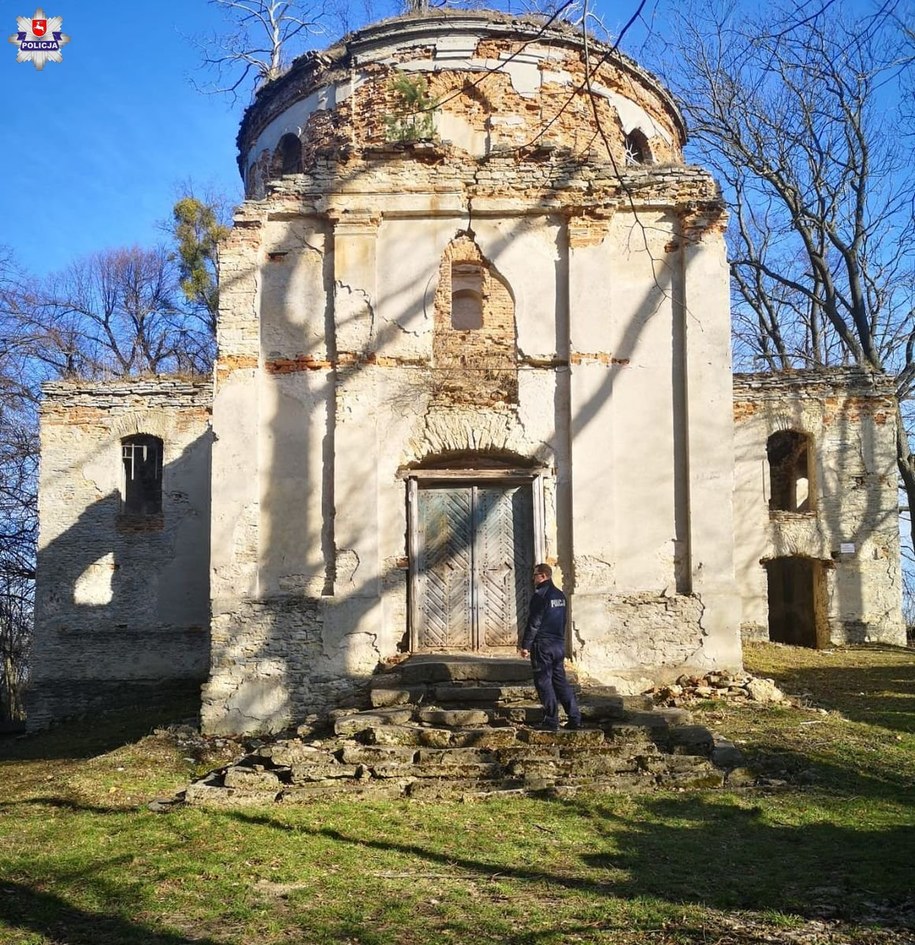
[[0, 880, 221, 945], [228, 789, 915, 929], [0, 795, 147, 815], [748, 645, 915, 734], [571, 793, 915, 921], [0, 696, 201, 763], [720, 731, 915, 799]]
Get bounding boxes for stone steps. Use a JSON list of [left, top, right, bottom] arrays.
[[182, 656, 751, 807]]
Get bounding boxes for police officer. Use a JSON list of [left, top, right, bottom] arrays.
[[519, 563, 582, 731]]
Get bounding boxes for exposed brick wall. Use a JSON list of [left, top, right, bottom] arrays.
[[239, 12, 686, 198], [432, 235, 517, 406]]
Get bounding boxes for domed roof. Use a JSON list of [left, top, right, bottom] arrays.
[[237, 10, 685, 188]]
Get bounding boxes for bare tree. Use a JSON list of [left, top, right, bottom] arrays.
[[656, 0, 915, 550], [0, 251, 39, 722], [10, 246, 214, 378], [194, 0, 329, 101]]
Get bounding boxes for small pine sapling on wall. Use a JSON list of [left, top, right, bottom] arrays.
[[385, 73, 437, 142]]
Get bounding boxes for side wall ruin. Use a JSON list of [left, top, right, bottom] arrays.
[[733, 370, 905, 647], [27, 379, 213, 729]]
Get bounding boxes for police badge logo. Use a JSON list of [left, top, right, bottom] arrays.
[[8, 8, 69, 70]]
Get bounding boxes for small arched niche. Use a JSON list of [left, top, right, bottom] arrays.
[[451, 261, 483, 329]]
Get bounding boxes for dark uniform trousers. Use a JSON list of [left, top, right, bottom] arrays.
[[530, 637, 580, 729]]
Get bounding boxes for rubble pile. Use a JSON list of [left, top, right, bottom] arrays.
[[648, 671, 788, 707]]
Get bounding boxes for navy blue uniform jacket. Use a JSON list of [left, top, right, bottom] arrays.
[[521, 579, 567, 651]]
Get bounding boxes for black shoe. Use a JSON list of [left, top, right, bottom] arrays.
[[564, 720, 582, 730]]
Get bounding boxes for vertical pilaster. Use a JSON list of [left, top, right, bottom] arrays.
[[330, 214, 381, 601], [566, 217, 615, 596], [680, 212, 742, 667], [210, 208, 266, 607]]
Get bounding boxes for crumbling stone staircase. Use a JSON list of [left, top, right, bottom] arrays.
[[184, 656, 749, 807]]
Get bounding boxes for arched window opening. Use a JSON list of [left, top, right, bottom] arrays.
[[451, 261, 483, 330], [624, 129, 651, 166], [122, 434, 163, 515], [276, 133, 301, 174], [767, 430, 811, 512]]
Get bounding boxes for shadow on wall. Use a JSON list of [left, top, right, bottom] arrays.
[[208, 159, 704, 735], [28, 430, 213, 728]]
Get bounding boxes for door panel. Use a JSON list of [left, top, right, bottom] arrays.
[[476, 486, 533, 648], [416, 488, 473, 650], [414, 482, 533, 652]]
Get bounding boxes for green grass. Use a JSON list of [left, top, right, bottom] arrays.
[[1, 644, 913, 944]]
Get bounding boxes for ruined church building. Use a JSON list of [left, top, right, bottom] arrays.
[[28, 13, 905, 733]]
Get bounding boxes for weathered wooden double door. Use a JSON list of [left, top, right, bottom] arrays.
[[412, 483, 534, 652]]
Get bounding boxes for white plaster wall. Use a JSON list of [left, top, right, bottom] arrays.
[[568, 212, 681, 595], [210, 369, 260, 604], [260, 219, 329, 358], [258, 371, 331, 597]]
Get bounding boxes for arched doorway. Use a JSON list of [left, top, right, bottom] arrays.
[[407, 464, 543, 653]]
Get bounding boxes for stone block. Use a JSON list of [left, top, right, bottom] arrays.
[[259, 740, 325, 766], [369, 687, 422, 708], [366, 724, 427, 746], [415, 747, 494, 765], [223, 766, 285, 789], [668, 725, 714, 753], [289, 762, 360, 783], [341, 745, 417, 764], [279, 780, 410, 803], [416, 707, 490, 727], [432, 685, 507, 703], [370, 762, 502, 780], [519, 728, 605, 747], [446, 728, 519, 749], [405, 779, 505, 802], [493, 704, 542, 725], [185, 778, 280, 808], [659, 768, 725, 789], [397, 658, 530, 685], [567, 754, 638, 777], [334, 708, 415, 735], [725, 767, 759, 787], [496, 745, 561, 762], [580, 696, 627, 721], [711, 738, 745, 769]]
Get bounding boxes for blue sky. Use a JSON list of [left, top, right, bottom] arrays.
[[0, 2, 258, 278]]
